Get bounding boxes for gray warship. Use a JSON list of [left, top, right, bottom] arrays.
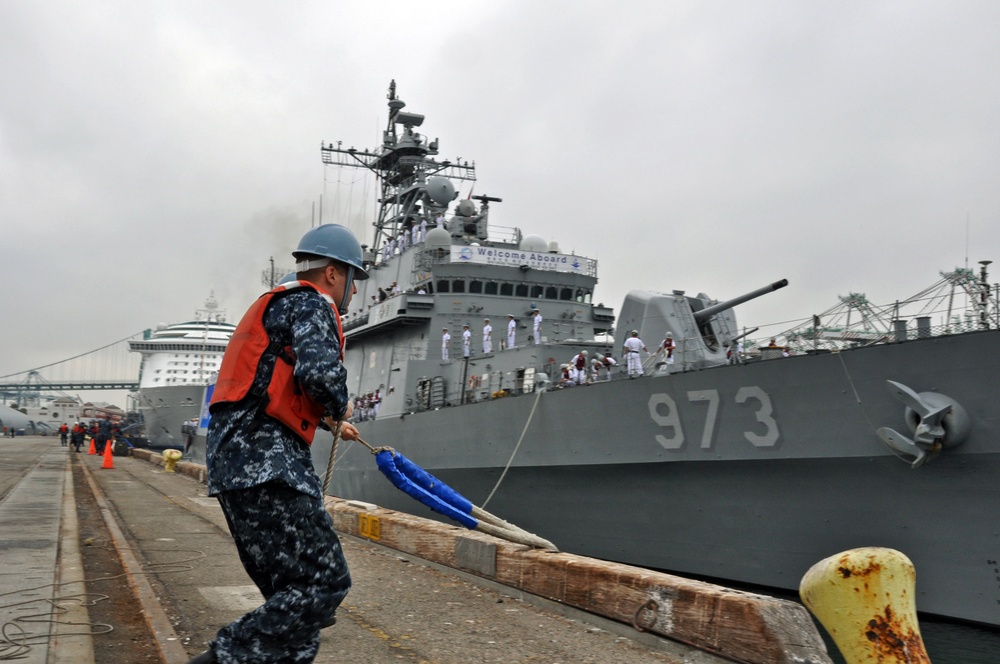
[[270, 81, 1000, 626]]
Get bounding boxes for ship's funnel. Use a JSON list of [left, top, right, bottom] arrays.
[[693, 279, 788, 323]]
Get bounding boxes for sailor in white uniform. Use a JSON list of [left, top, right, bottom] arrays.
[[462, 324, 471, 358], [441, 327, 451, 361], [482, 319, 492, 354], [622, 330, 647, 378], [532, 309, 542, 345], [506, 315, 516, 350]]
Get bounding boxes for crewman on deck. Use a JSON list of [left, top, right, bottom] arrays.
[[441, 327, 451, 361], [482, 318, 493, 354], [570, 350, 589, 385], [623, 330, 648, 378], [532, 309, 542, 345], [195, 223, 364, 664], [506, 314, 516, 349], [59, 423, 69, 446], [660, 335, 676, 365], [462, 324, 471, 358]]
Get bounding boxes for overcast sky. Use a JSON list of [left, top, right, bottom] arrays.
[[2, 1, 998, 404]]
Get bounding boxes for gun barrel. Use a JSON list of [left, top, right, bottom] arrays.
[[693, 279, 788, 323]]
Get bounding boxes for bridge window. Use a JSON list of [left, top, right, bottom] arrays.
[[515, 284, 528, 297], [530, 285, 543, 298], [545, 286, 557, 299], [500, 283, 513, 296], [436, 280, 450, 293], [452, 280, 465, 293], [469, 280, 483, 294], [485, 282, 498, 295], [559, 288, 573, 301], [575, 288, 592, 303]]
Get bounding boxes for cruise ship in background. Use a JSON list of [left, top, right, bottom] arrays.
[[128, 294, 235, 448]]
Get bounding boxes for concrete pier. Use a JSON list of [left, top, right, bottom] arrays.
[[0, 437, 831, 663]]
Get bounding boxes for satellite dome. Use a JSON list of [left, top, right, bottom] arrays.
[[455, 199, 476, 217], [426, 177, 456, 206], [548, 240, 560, 253], [425, 227, 451, 249], [519, 234, 548, 252]]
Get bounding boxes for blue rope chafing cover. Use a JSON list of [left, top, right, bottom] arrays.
[[375, 451, 478, 529], [391, 452, 474, 514]]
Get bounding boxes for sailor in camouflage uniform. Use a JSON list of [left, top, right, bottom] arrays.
[[189, 224, 368, 664]]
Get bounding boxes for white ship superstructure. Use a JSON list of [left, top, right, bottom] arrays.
[[129, 294, 235, 447]]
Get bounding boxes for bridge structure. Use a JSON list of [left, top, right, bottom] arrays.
[[0, 333, 144, 404]]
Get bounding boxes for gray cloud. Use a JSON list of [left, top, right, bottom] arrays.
[[2, 1, 998, 405]]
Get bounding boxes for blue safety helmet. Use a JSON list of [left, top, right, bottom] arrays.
[[293, 224, 369, 314]]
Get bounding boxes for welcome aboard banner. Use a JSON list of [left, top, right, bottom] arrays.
[[450, 246, 596, 275]]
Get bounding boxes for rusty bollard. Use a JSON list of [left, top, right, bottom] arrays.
[[162, 448, 183, 473], [800, 547, 930, 663]]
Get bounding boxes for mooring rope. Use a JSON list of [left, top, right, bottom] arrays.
[[322, 423, 343, 495], [482, 386, 544, 509], [351, 434, 556, 551]]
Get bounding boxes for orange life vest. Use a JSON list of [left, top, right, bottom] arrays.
[[210, 281, 345, 445]]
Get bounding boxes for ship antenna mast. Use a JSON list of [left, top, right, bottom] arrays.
[[320, 80, 477, 254]]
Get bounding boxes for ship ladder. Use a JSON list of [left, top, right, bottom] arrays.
[[338, 435, 557, 551]]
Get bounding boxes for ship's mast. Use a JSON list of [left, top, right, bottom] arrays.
[[320, 80, 477, 253]]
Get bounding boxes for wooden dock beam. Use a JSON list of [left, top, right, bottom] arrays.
[[328, 497, 831, 664]]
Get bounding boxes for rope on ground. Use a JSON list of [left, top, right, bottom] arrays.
[[0, 540, 205, 660], [352, 434, 557, 551]]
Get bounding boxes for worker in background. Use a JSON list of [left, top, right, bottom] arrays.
[[532, 309, 543, 345], [442, 327, 451, 361], [193, 224, 366, 664]]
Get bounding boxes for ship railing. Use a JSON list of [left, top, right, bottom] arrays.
[[748, 314, 991, 358]]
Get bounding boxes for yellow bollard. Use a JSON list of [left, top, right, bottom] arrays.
[[800, 547, 930, 663], [162, 449, 183, 473]]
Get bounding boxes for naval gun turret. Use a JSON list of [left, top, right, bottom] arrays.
[[615, 278, 788, 371], [692, 279, 788, 324]]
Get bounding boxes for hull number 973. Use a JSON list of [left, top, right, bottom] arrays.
[[647, 387, 781, 450]]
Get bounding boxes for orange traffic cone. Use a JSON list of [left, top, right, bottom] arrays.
[[88, 437, 96, 455], [101, 440, 115, 469]]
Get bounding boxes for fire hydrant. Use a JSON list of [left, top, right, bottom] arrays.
[[162, 449, 183, 473]]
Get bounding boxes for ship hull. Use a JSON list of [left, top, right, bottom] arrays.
[[135, 385, 205, 449], [313, 329, 1000, 626]]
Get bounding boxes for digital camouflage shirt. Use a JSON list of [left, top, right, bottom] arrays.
[[207, 289, 349, 499]]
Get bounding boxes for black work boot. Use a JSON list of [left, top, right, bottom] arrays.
[[321, 612, 337, 628], [186, 650, 215, 663]]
